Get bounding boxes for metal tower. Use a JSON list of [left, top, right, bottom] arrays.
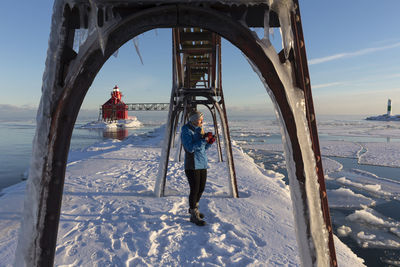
[[155, 27, 238, 198]]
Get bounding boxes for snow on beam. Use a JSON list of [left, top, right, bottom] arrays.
[[242, 0, 335, 266], [15, 0, 69, 265]]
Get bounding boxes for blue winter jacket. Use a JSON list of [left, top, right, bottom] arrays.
[[181, 122, 211, 170]]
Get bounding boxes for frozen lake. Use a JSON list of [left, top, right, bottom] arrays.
[[235, 115, 400, 266], [1, 114, 399, 266]]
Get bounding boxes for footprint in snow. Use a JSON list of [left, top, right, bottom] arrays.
[[126, 256, 148, 267]]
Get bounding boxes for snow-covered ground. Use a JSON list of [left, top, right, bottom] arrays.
[[81, 116, 142, 129], [0, 125, 365, 266]]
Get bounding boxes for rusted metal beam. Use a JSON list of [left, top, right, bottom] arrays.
[[66, 0, 280, 27], [291, 0, 338, 266], [217, 36, 222, 94], [211, 34, 217, 88], [181, 44, 213, 49], [213, 96, 239, 197], [186, 64, 212, 67], [169, 26, 238, 197], [178, 48, 213, 54], [173, 29, 184, 88], [180, 31, 213, 42], [206, 3, 279, 27]]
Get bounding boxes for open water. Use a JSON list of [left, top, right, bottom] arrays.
[[1, 114, 399, 266], [0, 113, 166, 190]]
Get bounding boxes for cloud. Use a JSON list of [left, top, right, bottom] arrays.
[[313, 71, 400, 90], [312, 82, 343, 89], [309, 42, 400, 65]]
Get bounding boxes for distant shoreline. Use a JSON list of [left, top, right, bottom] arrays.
[[366, 114, 400, 121]]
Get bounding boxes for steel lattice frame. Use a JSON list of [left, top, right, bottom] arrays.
[[17, 1, 337, 266], [156, 27, 238, 199]]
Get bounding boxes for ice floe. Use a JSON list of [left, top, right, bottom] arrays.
[[359, 142, 400, 167], [321, 157, 343, 174], [327, 188, 376, 208], [344, 207, 400, 249], [319, 141, 362, 158], [346, 207, 399, 228], [331, 169, 400, 199], [337, 225, 352, 237], [331, 206, 400, 250]]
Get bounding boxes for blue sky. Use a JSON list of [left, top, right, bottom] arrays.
[[1, 1, 400, 116]]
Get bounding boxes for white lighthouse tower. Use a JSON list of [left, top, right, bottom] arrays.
[[387, 99, 392, 116]]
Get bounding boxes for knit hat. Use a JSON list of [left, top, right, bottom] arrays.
[[188, 111, 203, 123]]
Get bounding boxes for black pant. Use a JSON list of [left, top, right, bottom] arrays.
[[185, 169, 207, 209]]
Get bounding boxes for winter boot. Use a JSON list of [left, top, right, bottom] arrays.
[[195, 202, 205, 218], [188, 203, 204, 219], [189, 208, 206, 226]]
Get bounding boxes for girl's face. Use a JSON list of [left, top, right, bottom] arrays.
[[194, 116, 203, 127]]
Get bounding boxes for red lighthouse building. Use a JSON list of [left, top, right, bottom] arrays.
[[102, 85, 128, 121]]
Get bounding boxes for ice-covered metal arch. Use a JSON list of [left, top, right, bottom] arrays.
[[16, 1, 337, 267]]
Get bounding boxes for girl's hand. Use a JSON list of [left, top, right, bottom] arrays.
[[204, 132, 215, 144]]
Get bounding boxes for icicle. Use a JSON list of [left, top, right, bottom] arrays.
[[73, 29, 81, 52], [261, 8, 270, 45], [239, 8, 248, 28], [269, 28, 275, 40], [79, 29, 88, 47], [112, 49, 119, 58], [271, 0, 294, 59], [133, 37, 144, 65], [154, 29, 158, 36], [88, 0, 107, 55], [72, 29, 89, 53]]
